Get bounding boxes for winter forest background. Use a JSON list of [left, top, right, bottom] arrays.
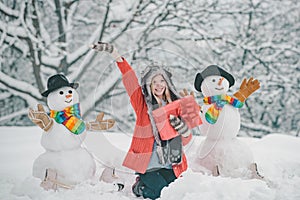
[[0, 0, 299, 138]]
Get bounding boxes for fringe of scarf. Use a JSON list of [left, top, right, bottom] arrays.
[[50, 103, 86, 135], [203, 94, 244, 124]]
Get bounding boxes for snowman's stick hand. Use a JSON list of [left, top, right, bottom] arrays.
[[28, 105, 53, 131]]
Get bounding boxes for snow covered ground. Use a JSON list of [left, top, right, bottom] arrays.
[[1, 126, 300, 200]]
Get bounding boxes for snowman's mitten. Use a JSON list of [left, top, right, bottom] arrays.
[[28, 104, 53, 132], [86, 112, 115, 131], [179, 88, 201, 111], [91, 42, 121, 61], [233, 77, 260, 102], [169, 115, 190, 137], [179, 88, 195, 98]]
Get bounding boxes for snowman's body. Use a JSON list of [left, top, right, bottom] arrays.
[[193, 74, 255, 178], [32, 86, 96, 185]]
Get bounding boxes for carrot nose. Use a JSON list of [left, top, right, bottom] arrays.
[[66, 94, 72, 98], [218, 77, 224, 86]]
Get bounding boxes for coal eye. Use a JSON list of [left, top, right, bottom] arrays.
[[68, 90, 72, 94], [212, 79, 216, 82], [59, 91, 64, 95]]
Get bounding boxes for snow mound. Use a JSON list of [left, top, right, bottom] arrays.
[[1, 127, 300, 200]]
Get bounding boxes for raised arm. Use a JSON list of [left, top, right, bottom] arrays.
[[91, 42, 147, 116]]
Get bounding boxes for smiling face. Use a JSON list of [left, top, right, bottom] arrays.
[[151, 74, 167, 99], [47, 86, 79, 110], [200, 75, 230, 96]]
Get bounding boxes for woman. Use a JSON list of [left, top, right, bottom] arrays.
[[92, 42, 192, 199]]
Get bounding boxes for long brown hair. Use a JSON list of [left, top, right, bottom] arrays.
[[150, 75, 172, 107]]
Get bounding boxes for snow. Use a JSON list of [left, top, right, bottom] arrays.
[[0, 2, 19, 17], [0, 71, 41, 107], [1, 126, 300, 200]]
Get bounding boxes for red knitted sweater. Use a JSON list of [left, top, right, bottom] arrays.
[[117, 58, 192, 177]]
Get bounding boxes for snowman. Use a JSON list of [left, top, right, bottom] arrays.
[[28, 74, 115, 189], [192, 65, 263, 179]]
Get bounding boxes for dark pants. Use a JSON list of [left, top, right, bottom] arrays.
[[138, 168, 176, 199]]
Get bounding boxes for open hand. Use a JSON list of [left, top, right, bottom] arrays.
[[86, 112, 115, 131], [240, 77, 260, 92], [28, 104, 53, 131], [179, 88, 195, 98], [234, 77, 260, 102]]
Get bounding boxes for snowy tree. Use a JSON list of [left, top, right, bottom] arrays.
[[0, 0, 299, 137], [0, 0, 140, 127]]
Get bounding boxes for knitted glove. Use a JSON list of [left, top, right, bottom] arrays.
[[91, 41, 122, 62], [28, 104, 53, 132], [169, 115, 190, 137], [233, 77, 260, 102], [86, 112, 115, 131]]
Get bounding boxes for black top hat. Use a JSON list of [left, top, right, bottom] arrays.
[[194, 65, 235, 92], [41, 74, 79, 97]]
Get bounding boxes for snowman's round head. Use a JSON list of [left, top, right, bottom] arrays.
[[194, 65, 235, 96], [41, 74, 80, 110], [200, 75, 230, 96], [47, 86, 79, 111]]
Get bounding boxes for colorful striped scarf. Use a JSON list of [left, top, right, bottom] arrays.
[[50, 103, 86, 135], [203, 94, 244, 124]]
